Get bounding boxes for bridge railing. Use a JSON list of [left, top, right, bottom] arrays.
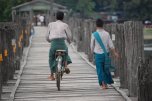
[[0, 18, 31, 99], [138, 56, 152, 101], [68, 18, 151, 100]]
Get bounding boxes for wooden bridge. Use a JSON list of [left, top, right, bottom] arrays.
[[0, 27, 127, 101], [1, 21, 152, 101], [1, 0, 152, 100], [0, 19, 152, 101]]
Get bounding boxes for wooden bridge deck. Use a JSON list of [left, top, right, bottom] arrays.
[[12, 27, 125, 101]]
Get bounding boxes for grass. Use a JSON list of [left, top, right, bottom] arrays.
[[144, 28, 152, 40]]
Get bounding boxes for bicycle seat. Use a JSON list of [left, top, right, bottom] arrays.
[[56, 50, 66, 52]]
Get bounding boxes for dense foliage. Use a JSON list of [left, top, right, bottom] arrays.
[[0, 0, 32, 21], [0, 0, 151, 21], [56, 0, 152, 20]]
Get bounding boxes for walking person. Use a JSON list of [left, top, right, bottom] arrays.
[[46, 11, 72, 80], [39, 15, 44, 26], [90, 19, 119, 89]]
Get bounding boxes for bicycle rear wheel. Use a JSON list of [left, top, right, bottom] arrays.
[[55, 55, 63, 91]]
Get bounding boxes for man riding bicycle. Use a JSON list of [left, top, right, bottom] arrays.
[[46, 11, 72, 80]]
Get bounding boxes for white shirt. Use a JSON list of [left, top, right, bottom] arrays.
[[47, 20, 72, 41], [90, 29, 114, 54], [39, 16, 44, 22]]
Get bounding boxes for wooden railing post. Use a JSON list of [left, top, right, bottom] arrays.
[[124, 21, 144, 97], [2, 28, 9, 82], [0, 19, 31, 99], [77, 19, 85, 52], [110, 24, 120, 77], [83, 20, 90, 54], [138, 56, 152, 101], [0, 29, 2, 100], [116, 24, 128, 89]]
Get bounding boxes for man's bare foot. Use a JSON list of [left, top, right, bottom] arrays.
[[101, 82, 108, 89], [101, 85, 107, 89], [48, 75, 55, 80], [64, 67, 70, 74]]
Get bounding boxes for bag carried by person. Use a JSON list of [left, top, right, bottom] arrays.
[[93, 32, 115, 72]]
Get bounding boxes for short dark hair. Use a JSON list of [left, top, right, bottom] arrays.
[[56, 11, 64, 20], [96, 19, 104, 27]]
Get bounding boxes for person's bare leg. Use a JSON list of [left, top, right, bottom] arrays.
[[64, 61, 70, 74], [64, 61, 67, 68]]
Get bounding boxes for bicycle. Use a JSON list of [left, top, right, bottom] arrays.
[[55, 49, 66, 91]]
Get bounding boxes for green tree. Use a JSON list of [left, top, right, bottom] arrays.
[[110, 0, 118, 11], [0, 0, 11, 21], [55, 0, 78, 10], [1, 0, 151, 21], [0, 0, 32, 21], [94, 0, 152, 20], [76, 0, 95, 18], [123, 0, 152, 20]]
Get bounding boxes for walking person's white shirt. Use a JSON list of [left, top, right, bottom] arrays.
[[90, 29, 114, 54], [47, 20, 72, 41]]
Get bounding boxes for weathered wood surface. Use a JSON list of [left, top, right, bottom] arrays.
[[0, 29, 2, 99], [12, 27, 125, 101], [105, 24, 128, 89], [124, 21, 144, 97], [0, 23, 26, 100], [138, 56, 152, 101], [1, 80, 17, 100], [0, 21, 31, 96]]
